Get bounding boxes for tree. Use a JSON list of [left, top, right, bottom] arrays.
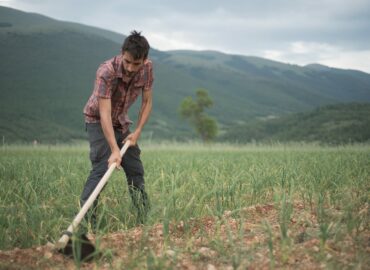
[[179, 88, 218, 142]]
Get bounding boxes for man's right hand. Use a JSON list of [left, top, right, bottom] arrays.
[[108, 149, 122, 169]]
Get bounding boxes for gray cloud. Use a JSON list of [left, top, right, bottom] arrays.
[[2, 0, 370, 72]]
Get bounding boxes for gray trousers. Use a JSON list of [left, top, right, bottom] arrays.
[[80, 123, 150, 228]]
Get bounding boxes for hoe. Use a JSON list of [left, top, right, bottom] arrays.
[[53, 140, 131, 261]]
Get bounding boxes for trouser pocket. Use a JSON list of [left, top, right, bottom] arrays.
[[86, 123, 110, 164]]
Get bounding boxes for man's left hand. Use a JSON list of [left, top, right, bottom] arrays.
[[124, 130, 141, 146]]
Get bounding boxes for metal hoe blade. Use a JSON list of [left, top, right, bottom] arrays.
[[58, 232, 97, 262]]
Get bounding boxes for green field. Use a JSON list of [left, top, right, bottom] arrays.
[[0, 143, 369, 269]]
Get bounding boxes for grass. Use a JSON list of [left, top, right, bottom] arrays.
[[0, 143, 369, 268]]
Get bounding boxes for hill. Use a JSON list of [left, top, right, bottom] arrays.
[[220, 103, 370, 144], [0, 7, 125, 142], [1, 6, 370, 143]]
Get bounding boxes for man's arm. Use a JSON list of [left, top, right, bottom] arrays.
[[126, 90, 153, 146], [99, 97, 121, 168]]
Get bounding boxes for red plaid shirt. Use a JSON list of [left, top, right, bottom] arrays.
[[83, 55, 154, 133]]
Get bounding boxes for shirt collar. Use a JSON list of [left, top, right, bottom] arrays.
[[115, 55, 124, 79]]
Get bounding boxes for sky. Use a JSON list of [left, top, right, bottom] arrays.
[[1, 0, 370, 73]]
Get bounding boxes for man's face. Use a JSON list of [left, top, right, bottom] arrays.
[[122, 51, 144, 78]]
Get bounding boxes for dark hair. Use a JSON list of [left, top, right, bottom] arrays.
[[121, 30, 150, 60]]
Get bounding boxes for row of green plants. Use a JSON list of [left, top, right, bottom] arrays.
[[0, 144, 368, 268]]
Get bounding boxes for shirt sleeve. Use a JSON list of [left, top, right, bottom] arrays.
[[143, 60, 154, 92], [93, 63, 116, 98]]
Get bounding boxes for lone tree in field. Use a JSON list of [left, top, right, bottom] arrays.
[[179, 88, 218, 142]]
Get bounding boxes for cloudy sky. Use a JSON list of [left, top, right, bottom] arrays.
[[1, 0, 370, 73]]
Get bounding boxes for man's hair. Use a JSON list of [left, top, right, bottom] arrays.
[[121, 30, 150, 60]]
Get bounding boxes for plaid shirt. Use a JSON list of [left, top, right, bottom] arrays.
[[83, 55, 154, 133]]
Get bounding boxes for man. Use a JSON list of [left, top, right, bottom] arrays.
[[81, 30, 153, 229]]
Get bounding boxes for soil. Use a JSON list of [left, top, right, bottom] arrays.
[[0, 202, 369, 269]]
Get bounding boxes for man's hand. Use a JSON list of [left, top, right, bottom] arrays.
[[124, 130, 141, 146], [108, 148, 122, 169]]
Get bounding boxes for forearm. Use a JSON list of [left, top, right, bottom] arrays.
[[100, 115, 119, 152], [124, 91, 152, 146], [99, 98, 119, 153], [136, 98, 152, 133]]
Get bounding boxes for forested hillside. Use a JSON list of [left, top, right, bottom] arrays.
[[1, 6, 370, 143], [220, 103, 370, 144]]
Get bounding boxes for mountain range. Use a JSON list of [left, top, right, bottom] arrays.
[[1, 6, 370, 143]]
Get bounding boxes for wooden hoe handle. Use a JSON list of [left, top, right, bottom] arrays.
[[55, 140, 131, 249]]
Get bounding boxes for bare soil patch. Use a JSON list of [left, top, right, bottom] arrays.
[[1, 202, 368, 269]]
